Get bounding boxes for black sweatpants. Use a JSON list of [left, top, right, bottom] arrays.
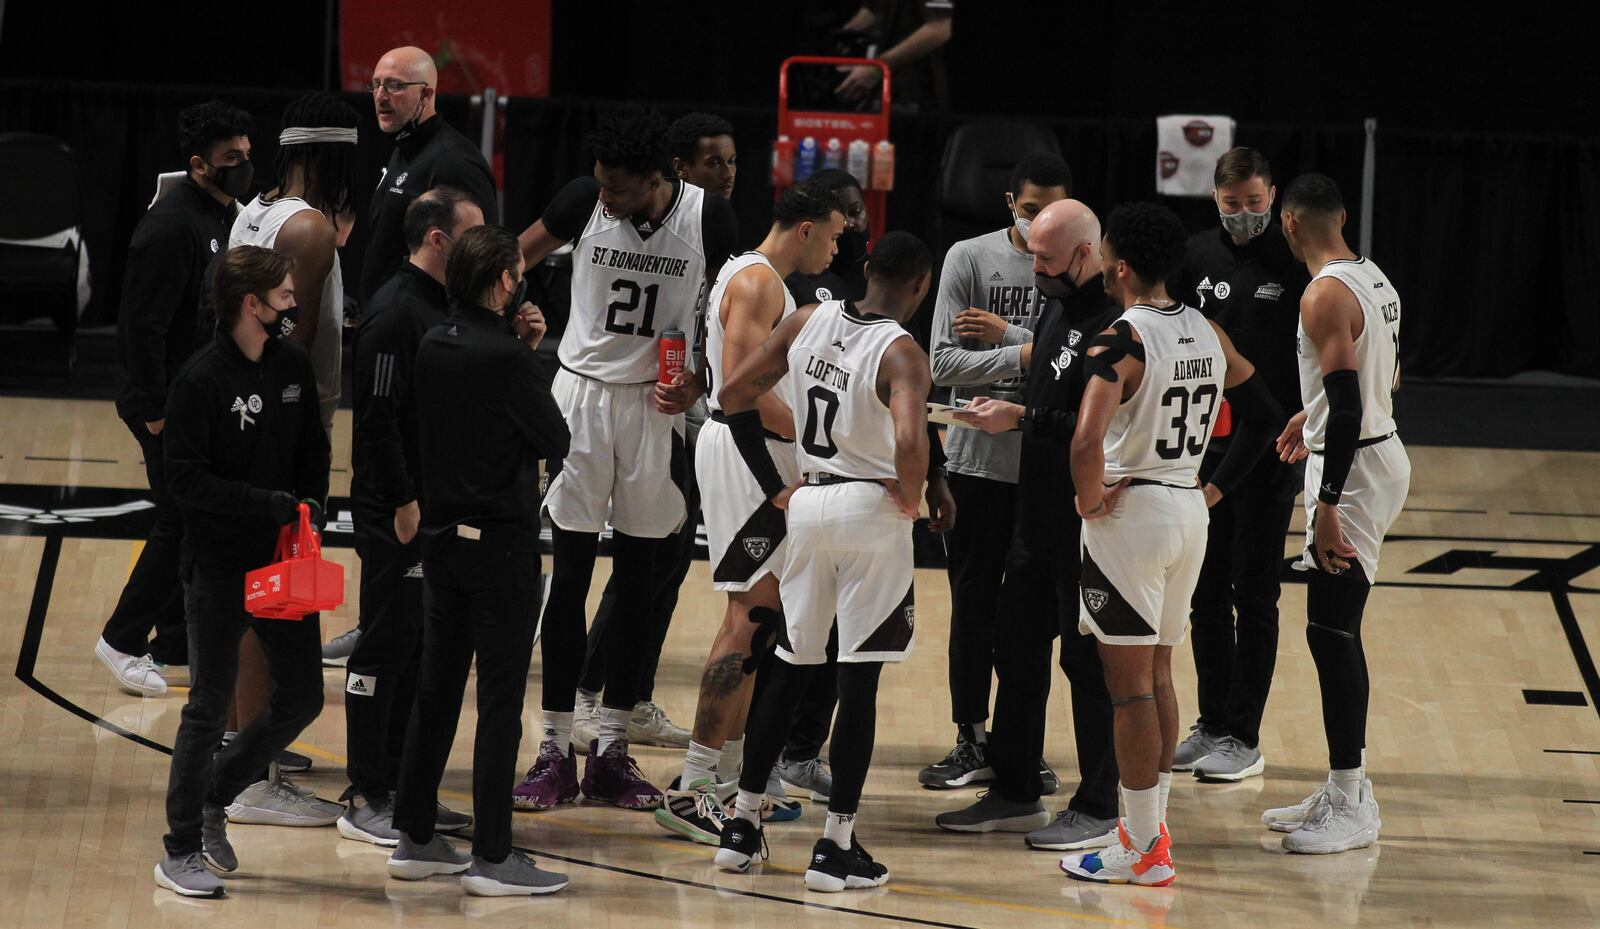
[[541, 527, 659, 715], [345, 506, 423, 801], [942, 472, 1017, 725], [394, 529, 541, 862], [987, 440, 1118, 816], [1189, 447, 1299, 748], [102, 417, 188, 664], [164, 552, 324, 857]]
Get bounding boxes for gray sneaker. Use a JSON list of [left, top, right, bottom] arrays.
[[1024, 809, 1119, 850], [461, 850, 570, 896], [202, 804, 237, 872], [387, 833, 472, 880], [154, 851, 224, 898], [627, 700, 691, 748], [1193, 736, 1265, 782], [227, 777, 342, 826], [1172, 724, 1221, 771], [337, 794, 400, 847], [934, 790, 1050, 833], [434, 802, 473, 833], [776, 754, 832, 802], [321, 627, 361, 668]]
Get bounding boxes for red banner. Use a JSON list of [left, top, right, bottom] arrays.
[[340, 2, 552, 97]]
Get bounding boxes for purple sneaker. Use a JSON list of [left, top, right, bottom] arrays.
[[580, 739, 664, 810], [512, 740, 578, 811]]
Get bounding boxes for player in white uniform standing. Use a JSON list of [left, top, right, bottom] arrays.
[[654, 183, 846, 843], [512, 105, 738, 812], [230, 92, 359, 438], [1263, 173, 1409, 854], [711, 232, 933, 893], [1062, 203, 1284, 887]]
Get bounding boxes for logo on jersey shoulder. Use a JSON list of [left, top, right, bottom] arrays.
[[403, 563, 423, 579], [743, 537, 771, 561], [346, 674, 376, 697], [1213, 281, 1232, 300], [1255, 282, 1285, 301], [637, 220, 652, 235], [1050, 344, 1077, 381], [815, 287, 832, 301], [210, 238, 219, 253], [831, 339, 846, 351], [230, 395, 261, 430], [1373, 281, 1385, 289], [1183, 120, 1216, 147], [387, 171, 408, 194], [1084, 589, 1109, 613], [989, 271, 1005, 282], [447, 324, 459, 336], [1178, 336, 1194, 345], [1194, 277, 1213, 308], [281, 384, 302, 404], [1068, 330, 1082, 347]]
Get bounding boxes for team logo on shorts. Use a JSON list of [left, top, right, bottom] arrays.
[[743, 537, 771, 560], [1084, 588, 1109, 613], [903, 604, 915, 630]]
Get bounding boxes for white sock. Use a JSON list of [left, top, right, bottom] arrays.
[[823, 811, 855, 850], [734, 789, 763, 824], [681, 741, 720, 789], [542, 710, 574, 757], [1330, 766, 1363, 803], [1157, 771, 1173, 825], [1121, 783, 1161, 851], [576, 687, 600, 708], [595, 706, 631, 755], [720, 737, 745, 781]]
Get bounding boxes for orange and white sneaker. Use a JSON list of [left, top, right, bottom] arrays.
[[1059, 821, 1175, 887]]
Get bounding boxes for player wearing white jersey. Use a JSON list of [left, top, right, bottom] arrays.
[[512, 106, 738, 812], [711, 232, 933, 894], [1062, 204, 1284, 889], [654, 184, 846, 845], [1265, 173, 1410, 855]]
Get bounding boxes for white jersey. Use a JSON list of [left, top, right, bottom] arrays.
[[230, 195, 343, 428], [785, 301, 910, 481], [1102, 303, 1224, 487], [560, 183, 707, 383], [706, 251, 797, 413], [1298, 257, 1400, 450]]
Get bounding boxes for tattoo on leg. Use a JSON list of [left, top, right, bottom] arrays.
[[702, 653, 748, 699]]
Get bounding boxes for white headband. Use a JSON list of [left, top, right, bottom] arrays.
[[278, 126, 358, 146]]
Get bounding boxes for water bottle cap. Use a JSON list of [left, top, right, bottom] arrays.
[[661, 326, 685, 339]]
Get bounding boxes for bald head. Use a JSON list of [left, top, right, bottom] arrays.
[[373, 47, 438, 133], [1029, 199, 1101, 286]]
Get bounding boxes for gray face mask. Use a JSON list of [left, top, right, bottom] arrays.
[[1220, 205, 1272, 241], [1013, 212, 1032, 244]]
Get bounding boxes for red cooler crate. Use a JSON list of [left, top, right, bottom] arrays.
[[245, 503, 345, 619]]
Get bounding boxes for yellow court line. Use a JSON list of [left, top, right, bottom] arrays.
[[287, 737, 1185, 929]]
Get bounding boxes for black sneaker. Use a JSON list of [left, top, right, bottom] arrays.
[[713, 816, 766, 872], [1039, 759, 1061, 796], [918, 733, 993, 789], [803, 837, 890, 892]]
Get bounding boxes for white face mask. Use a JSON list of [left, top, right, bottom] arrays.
[[1008, 195, 1031, 244]]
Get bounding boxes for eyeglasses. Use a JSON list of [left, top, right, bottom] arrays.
[[368, 78, 428, 95]]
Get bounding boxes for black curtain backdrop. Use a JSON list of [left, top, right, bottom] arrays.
[[2, 80, 1597, 379]]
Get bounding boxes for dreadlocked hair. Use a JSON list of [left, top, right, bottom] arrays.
[[586, 104, 670, 178], [271, 92, 361, 216]]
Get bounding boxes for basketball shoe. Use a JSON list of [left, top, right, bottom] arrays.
[[1059, 821, 1175, 887]]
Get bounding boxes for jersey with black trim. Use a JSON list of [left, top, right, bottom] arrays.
[[705, 251, 796, 413], [560, 182, 707, 383], [1298, 257, 1400, 450], [1102, 303, 1224, 487], [786, 300, 910, 480]]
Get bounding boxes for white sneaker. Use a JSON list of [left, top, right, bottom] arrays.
[[95, 638, 167, 696], [1261, 782, 1334, 833], [1282, 780, 1380, 854], [152, 661, 190, 687], [226, 777, 342, 826], [627, 701, 690, 748], [571, 691, 601, 755]]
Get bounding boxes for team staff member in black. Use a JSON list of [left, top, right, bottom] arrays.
[[337, 188, 483, 845], [100, 100, 256, 698], [935, 200, 1123, 851], [386, 225, 571, 897], [358, 46, 499, 306], [153, 245, 330, 899], [1169, 148, 1309, 782]]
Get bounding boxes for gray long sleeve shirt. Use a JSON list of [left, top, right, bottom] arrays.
[[931, 228, 1047, 483]]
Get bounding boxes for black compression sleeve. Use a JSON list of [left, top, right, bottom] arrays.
[[1318, 369, 1361, 504], [927, 423, 946, 477], [1208, 372, 1285, 496], [540, 176, 602, 242], [726, 409, 788, 499]]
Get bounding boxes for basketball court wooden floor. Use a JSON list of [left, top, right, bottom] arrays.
[[2, 395, 1597, 929]]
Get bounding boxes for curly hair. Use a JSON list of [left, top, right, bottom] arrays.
[[177, 100, 255, 162], [867, 231, 931, 284], [270, 92, 361, 217], [586, 104, 670, 177], [1103, 202, 1188, 284], [665, 112, 734, 164]]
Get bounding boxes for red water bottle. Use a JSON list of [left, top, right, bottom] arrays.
[[659, 326, 687, 384]]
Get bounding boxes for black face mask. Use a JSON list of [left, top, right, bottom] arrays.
[[259, 300, 298, 340], [503, 275, 528, 315], [835, 228, 868, 271], [1035, 269, 1078, 299], [207, 159, 254, 201]]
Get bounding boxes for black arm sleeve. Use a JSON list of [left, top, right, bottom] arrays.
[[164, 376, 277, 519], [1020, 405, 1076, 445], [353, 310, 418, 506], [121, 217, 193, 422], [701, 194, 739, 280], [1317, 369, 1361, 504], [293, 354, 332, 510], [1208, 372, 1286, 496], [508, 352, 573, 461], [540, 176, 602, 242], [726, 408, 788, 499]]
